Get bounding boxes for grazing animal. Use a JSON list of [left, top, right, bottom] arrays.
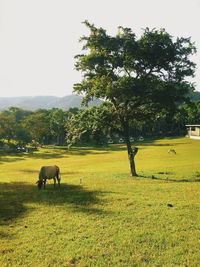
[[36, 165, 61, 190], [168, 149, 176, 155]]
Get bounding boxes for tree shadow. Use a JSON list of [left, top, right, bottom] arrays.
[[0, 182, 109, 226], [0, 137, 188, 164], [45, 145, 114, 154], [136, 136, 190, 147], [0, 146, 112, 164], [138, 174, 200, 183], [0, 156, 25, 164], [139, 142, 187, 147]]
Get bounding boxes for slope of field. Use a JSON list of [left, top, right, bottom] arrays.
[[1, 137, 200, 266]]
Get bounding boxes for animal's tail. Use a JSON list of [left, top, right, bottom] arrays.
[[58, 171, 61, 181], [56, 166, 61, 188]]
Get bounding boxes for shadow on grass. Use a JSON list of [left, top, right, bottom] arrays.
[[0, 146, 117, 164], [134, 136, 189, 147], [139, 142, 187, 147], [139, 174, 200, 183], [0, 136, 188, 164], [0, 182, 109, 225], [0, 151, 69, 163], [0, 157, 25, 164]]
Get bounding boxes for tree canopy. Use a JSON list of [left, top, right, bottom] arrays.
[[73, 21, 196, 176]]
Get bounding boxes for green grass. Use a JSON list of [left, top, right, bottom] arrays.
[[1, 137, 200, 266]]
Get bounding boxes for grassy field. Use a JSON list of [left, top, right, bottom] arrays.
[[1, 137, 200, 266]]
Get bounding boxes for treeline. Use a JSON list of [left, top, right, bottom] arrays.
[[0, 107, 78, 150], [0, 100, 200, 150], [66, 100, 200, 146]]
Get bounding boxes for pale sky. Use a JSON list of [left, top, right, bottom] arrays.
[[0, 0, 199, 97]]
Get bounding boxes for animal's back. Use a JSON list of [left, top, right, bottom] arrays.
[[39, 165, 59, 179]]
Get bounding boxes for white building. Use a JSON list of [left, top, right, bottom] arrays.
[[186, 125, 200, 140]]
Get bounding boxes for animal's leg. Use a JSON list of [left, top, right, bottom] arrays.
[[43, 179, 46, 189], [53, 178, 56, 188]]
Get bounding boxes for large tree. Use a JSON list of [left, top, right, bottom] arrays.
[[74, 21, 196, 176]]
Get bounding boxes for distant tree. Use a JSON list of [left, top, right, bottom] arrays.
[[0, 107, 32, 145], [0, 111, 16, 143], [23, 111, 51, 145], [66, 102, 116, 145], [14, 126, 32, 147], [68, 107, 79, 115], [7, 107, 33, 123], [73, 21, 196, 176], [49, 108, 66, 145], [175, 101, 200, 126]]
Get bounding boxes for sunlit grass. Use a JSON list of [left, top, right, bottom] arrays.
[[1, 137, 200, 266]]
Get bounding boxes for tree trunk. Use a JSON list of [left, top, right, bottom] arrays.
[[122, 120, 139, 176], [126, 141, 138, 176]]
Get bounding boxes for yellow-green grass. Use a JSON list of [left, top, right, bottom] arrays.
[[1, 137, 200, 266]]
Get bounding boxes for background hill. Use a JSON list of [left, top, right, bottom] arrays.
[[0, 91, 200, 111], [0, 95, 100, 111], [189, 91, 200, 101]]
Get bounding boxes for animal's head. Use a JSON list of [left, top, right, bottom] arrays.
[[36, 180, 43, 190]]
